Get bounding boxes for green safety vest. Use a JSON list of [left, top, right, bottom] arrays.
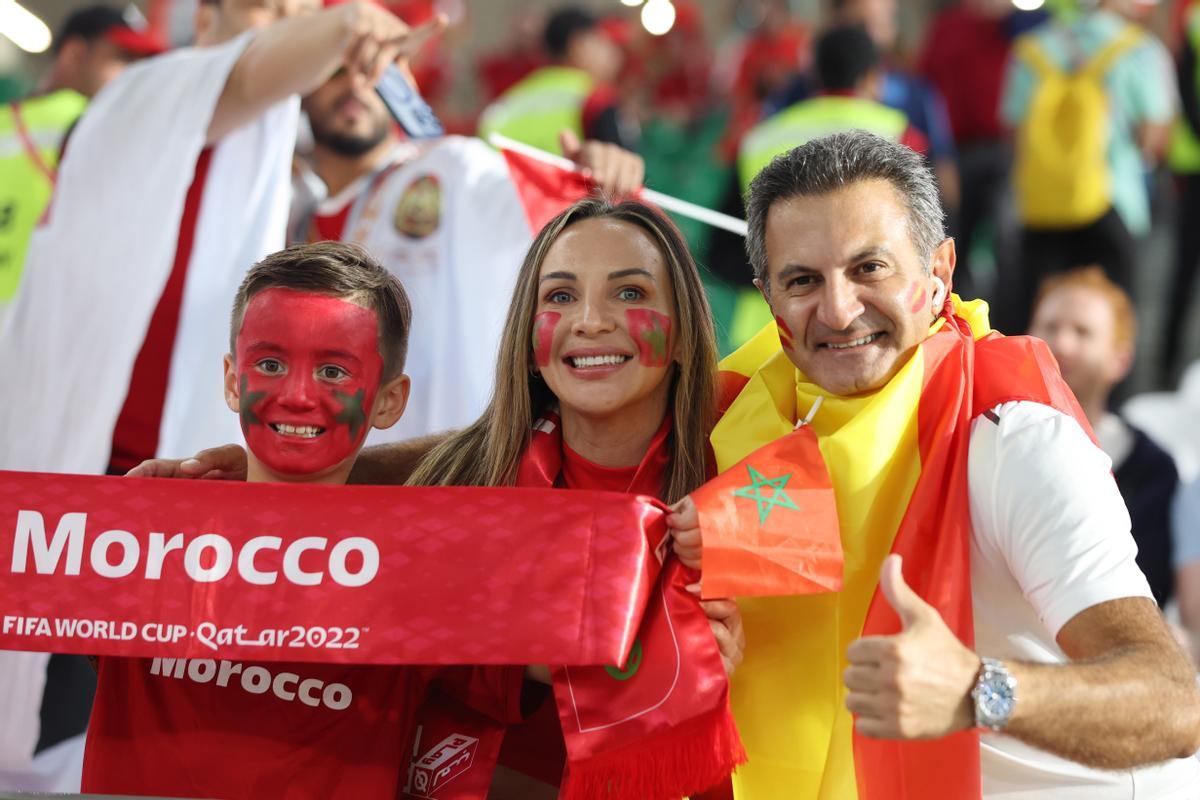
[[478, 66, 594, 156], [736, 95, 908, 192], [0, 89, 86, 304], [729, 96, 908, 348], [1169, 3, 1200, 174]]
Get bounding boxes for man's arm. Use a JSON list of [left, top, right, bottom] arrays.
[[348, 434, 448, 484], [208, 2, 444, 143]]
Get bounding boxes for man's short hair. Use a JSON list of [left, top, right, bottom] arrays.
[[815, 24, 878, 92], [745, 131, 946, 286], [54, 5, 130, 53], [230, 242, 413, 379], [543, 7, 598, 59], [1034, 266, 1137, 351]]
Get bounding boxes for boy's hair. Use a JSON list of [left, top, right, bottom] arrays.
[[230, 242, 412, 379]]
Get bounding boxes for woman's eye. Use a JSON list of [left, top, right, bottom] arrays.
[[317, 365, 348, 381], [256, 358, 284, 375], [548, 290, 573, 304], [618, 287, 645, 301]]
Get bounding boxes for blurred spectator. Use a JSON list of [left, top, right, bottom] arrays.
[[478, 6, 633, 154], [1171, 478, 1200, 664], [1163, 0, 1200, 379], [475, 5, 545, 103], [0, 5, 163, 314], [764, 0, 958, 215], [1002, 0, 1175, 331], [919, 0, 1047, 307], [1030, 266, 1178, 608]]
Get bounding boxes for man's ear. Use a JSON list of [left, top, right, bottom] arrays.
[[930, 237, 957, 296], [223, 354, 239, 414], [754, 277, 770, 305], [371, 374, 411, 430]]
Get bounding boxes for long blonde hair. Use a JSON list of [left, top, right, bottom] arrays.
[[408, 198, 718, 502]]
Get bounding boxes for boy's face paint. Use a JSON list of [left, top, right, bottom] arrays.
[[235, 288, 383, 477], [625, 308, 672, 368], [532, 311, 561, 368]]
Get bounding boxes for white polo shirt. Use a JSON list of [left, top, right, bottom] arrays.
[[969, 401, 1200, 799]]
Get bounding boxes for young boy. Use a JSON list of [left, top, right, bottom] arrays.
[[81, 242, 524, 798]]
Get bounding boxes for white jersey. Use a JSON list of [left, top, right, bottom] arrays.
[[293, 136, 534, 441]]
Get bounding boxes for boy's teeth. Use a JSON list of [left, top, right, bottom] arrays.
[[272, 423, 323, 438], [571, 354, 628, 368], [826, 333, 880, 350]]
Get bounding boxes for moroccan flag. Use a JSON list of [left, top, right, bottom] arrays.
[[498, 142, 600, 233], [691, 425, 842, 599]]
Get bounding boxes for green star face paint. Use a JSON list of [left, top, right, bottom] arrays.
[[625, 309, 672, 368], [234, 288, 383, 476]]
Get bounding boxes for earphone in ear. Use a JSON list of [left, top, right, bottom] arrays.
[[930, 276, 947, 311]]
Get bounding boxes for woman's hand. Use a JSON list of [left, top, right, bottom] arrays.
[[125, 444, 248, 481], [702, 598, 745, 677], [667, 495, 702, 570]]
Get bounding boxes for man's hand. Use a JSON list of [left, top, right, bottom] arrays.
[[667, 495, 702, 570], [559, 129, 644, 198], [844, 555, 980, 739], [126, 444, 248, 481], [702, 598, 745, 677], [337, 3, 446, 86]]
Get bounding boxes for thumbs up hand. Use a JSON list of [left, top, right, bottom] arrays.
[[843, 555, 981, 739]]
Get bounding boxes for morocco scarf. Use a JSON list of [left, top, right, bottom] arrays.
[[706, 297, 1089, 800]]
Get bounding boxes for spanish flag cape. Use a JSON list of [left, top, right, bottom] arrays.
[[709, 297, 1089, 800]]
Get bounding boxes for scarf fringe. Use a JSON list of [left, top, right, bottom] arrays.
[[558, 702, 746, 800]]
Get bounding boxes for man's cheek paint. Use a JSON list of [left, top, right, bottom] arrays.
[[776, 316, 795, 350], [532, 312, 561, 368], [904, 282, 928, 314], [625, 309, 673, 368]]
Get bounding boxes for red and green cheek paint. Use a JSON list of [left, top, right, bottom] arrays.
[[625, 308, 673, 367], [235, 288, 383, 476], [532, 311, 561, 368]]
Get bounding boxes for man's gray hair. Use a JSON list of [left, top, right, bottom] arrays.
[[744, 131, 946, 287]]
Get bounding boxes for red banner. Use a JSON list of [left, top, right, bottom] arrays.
[[0, 471, 664, 666]]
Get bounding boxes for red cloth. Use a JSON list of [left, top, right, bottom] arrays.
[[108, 148, 213, 472], [309, 199, 354, 243], [83, 658, 521, 798], [918, 9, 1012, 144]]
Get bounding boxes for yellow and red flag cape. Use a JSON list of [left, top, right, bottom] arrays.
[[706, 297, 1089, 800]]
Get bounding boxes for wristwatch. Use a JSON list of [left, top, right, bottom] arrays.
[[971, 657, 1017, 731]]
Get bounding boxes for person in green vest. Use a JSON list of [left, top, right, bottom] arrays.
[[478, 6, 632, 156], [1163, 0, 1200, 378], [0, 5, 163, 311], [727, 23, 926, 347]]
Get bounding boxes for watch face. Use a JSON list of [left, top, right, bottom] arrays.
[[979, 679, 1015, 724]]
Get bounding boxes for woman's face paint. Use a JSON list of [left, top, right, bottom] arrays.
[[531, 311, 560, 368], [775, 315, 795, 350], [625, 308, 673, 367], [235, 288, 383, 477]]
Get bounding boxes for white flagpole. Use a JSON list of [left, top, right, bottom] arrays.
[[487, 132, 749, 238]]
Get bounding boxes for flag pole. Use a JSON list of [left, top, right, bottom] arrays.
[[488, 133, 749, 237]]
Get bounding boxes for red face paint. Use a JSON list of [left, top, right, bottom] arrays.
[[775, 315, 795, 350], [625, 309, 673, 368], [235, 288, 383, 477], [907, 283, 928, 314], [532, 311, 560, 369]]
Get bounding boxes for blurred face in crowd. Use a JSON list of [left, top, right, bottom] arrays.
[[54, 35, 138, 98], [197, 0, 319, 45], [568, 28, 622, 85], [533, 217, 677, 425], [304, 68, 393, 157], [1030, 285, 1131, 409], [760, 179, 954, 397], [838, 0, 898, 50]]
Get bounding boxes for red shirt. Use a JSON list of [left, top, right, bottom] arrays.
[[83, 657, 521, 799]]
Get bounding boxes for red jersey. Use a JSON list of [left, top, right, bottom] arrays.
[[83, 657, 521, 799]]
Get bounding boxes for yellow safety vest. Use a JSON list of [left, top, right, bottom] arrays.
[[0, 89, 86, 304], [478, 66, 594, 156], [1169, 3, 1200, 174], [729, 96, 908, 348]]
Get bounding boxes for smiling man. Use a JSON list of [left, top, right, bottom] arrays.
[[671, 131, 1200, 799]]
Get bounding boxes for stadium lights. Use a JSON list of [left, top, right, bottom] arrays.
[[620, 0, 644, 7], [0, 0, 51, 53], [1012, 0, 1045, 10], [641, 0, 676, 36]]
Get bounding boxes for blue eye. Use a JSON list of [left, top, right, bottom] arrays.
[[619, 287, 645, 301], [548, 290, 572, 304]]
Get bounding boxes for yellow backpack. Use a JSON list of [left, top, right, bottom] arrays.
[[1014, 26, 1143, 228]]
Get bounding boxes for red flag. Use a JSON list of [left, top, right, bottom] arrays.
[[692, 425, 843, 599], [498, 145, 597, 233]]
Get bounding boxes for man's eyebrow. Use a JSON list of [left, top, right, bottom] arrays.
[[776, 264, 818, 280], [539, 271, 576, 283], [848, 246, 896, 264], [608, 268, 655, 281]]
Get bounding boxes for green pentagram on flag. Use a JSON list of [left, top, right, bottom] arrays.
[[733, 466, 800, 525]]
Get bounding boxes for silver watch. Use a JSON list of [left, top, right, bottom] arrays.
[[971, 657, 1017, 731]]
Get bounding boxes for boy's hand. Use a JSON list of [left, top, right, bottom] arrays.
[[667, 495, 702, 570], [702, 599, 745, 677], [126, 444, 248, 481]]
